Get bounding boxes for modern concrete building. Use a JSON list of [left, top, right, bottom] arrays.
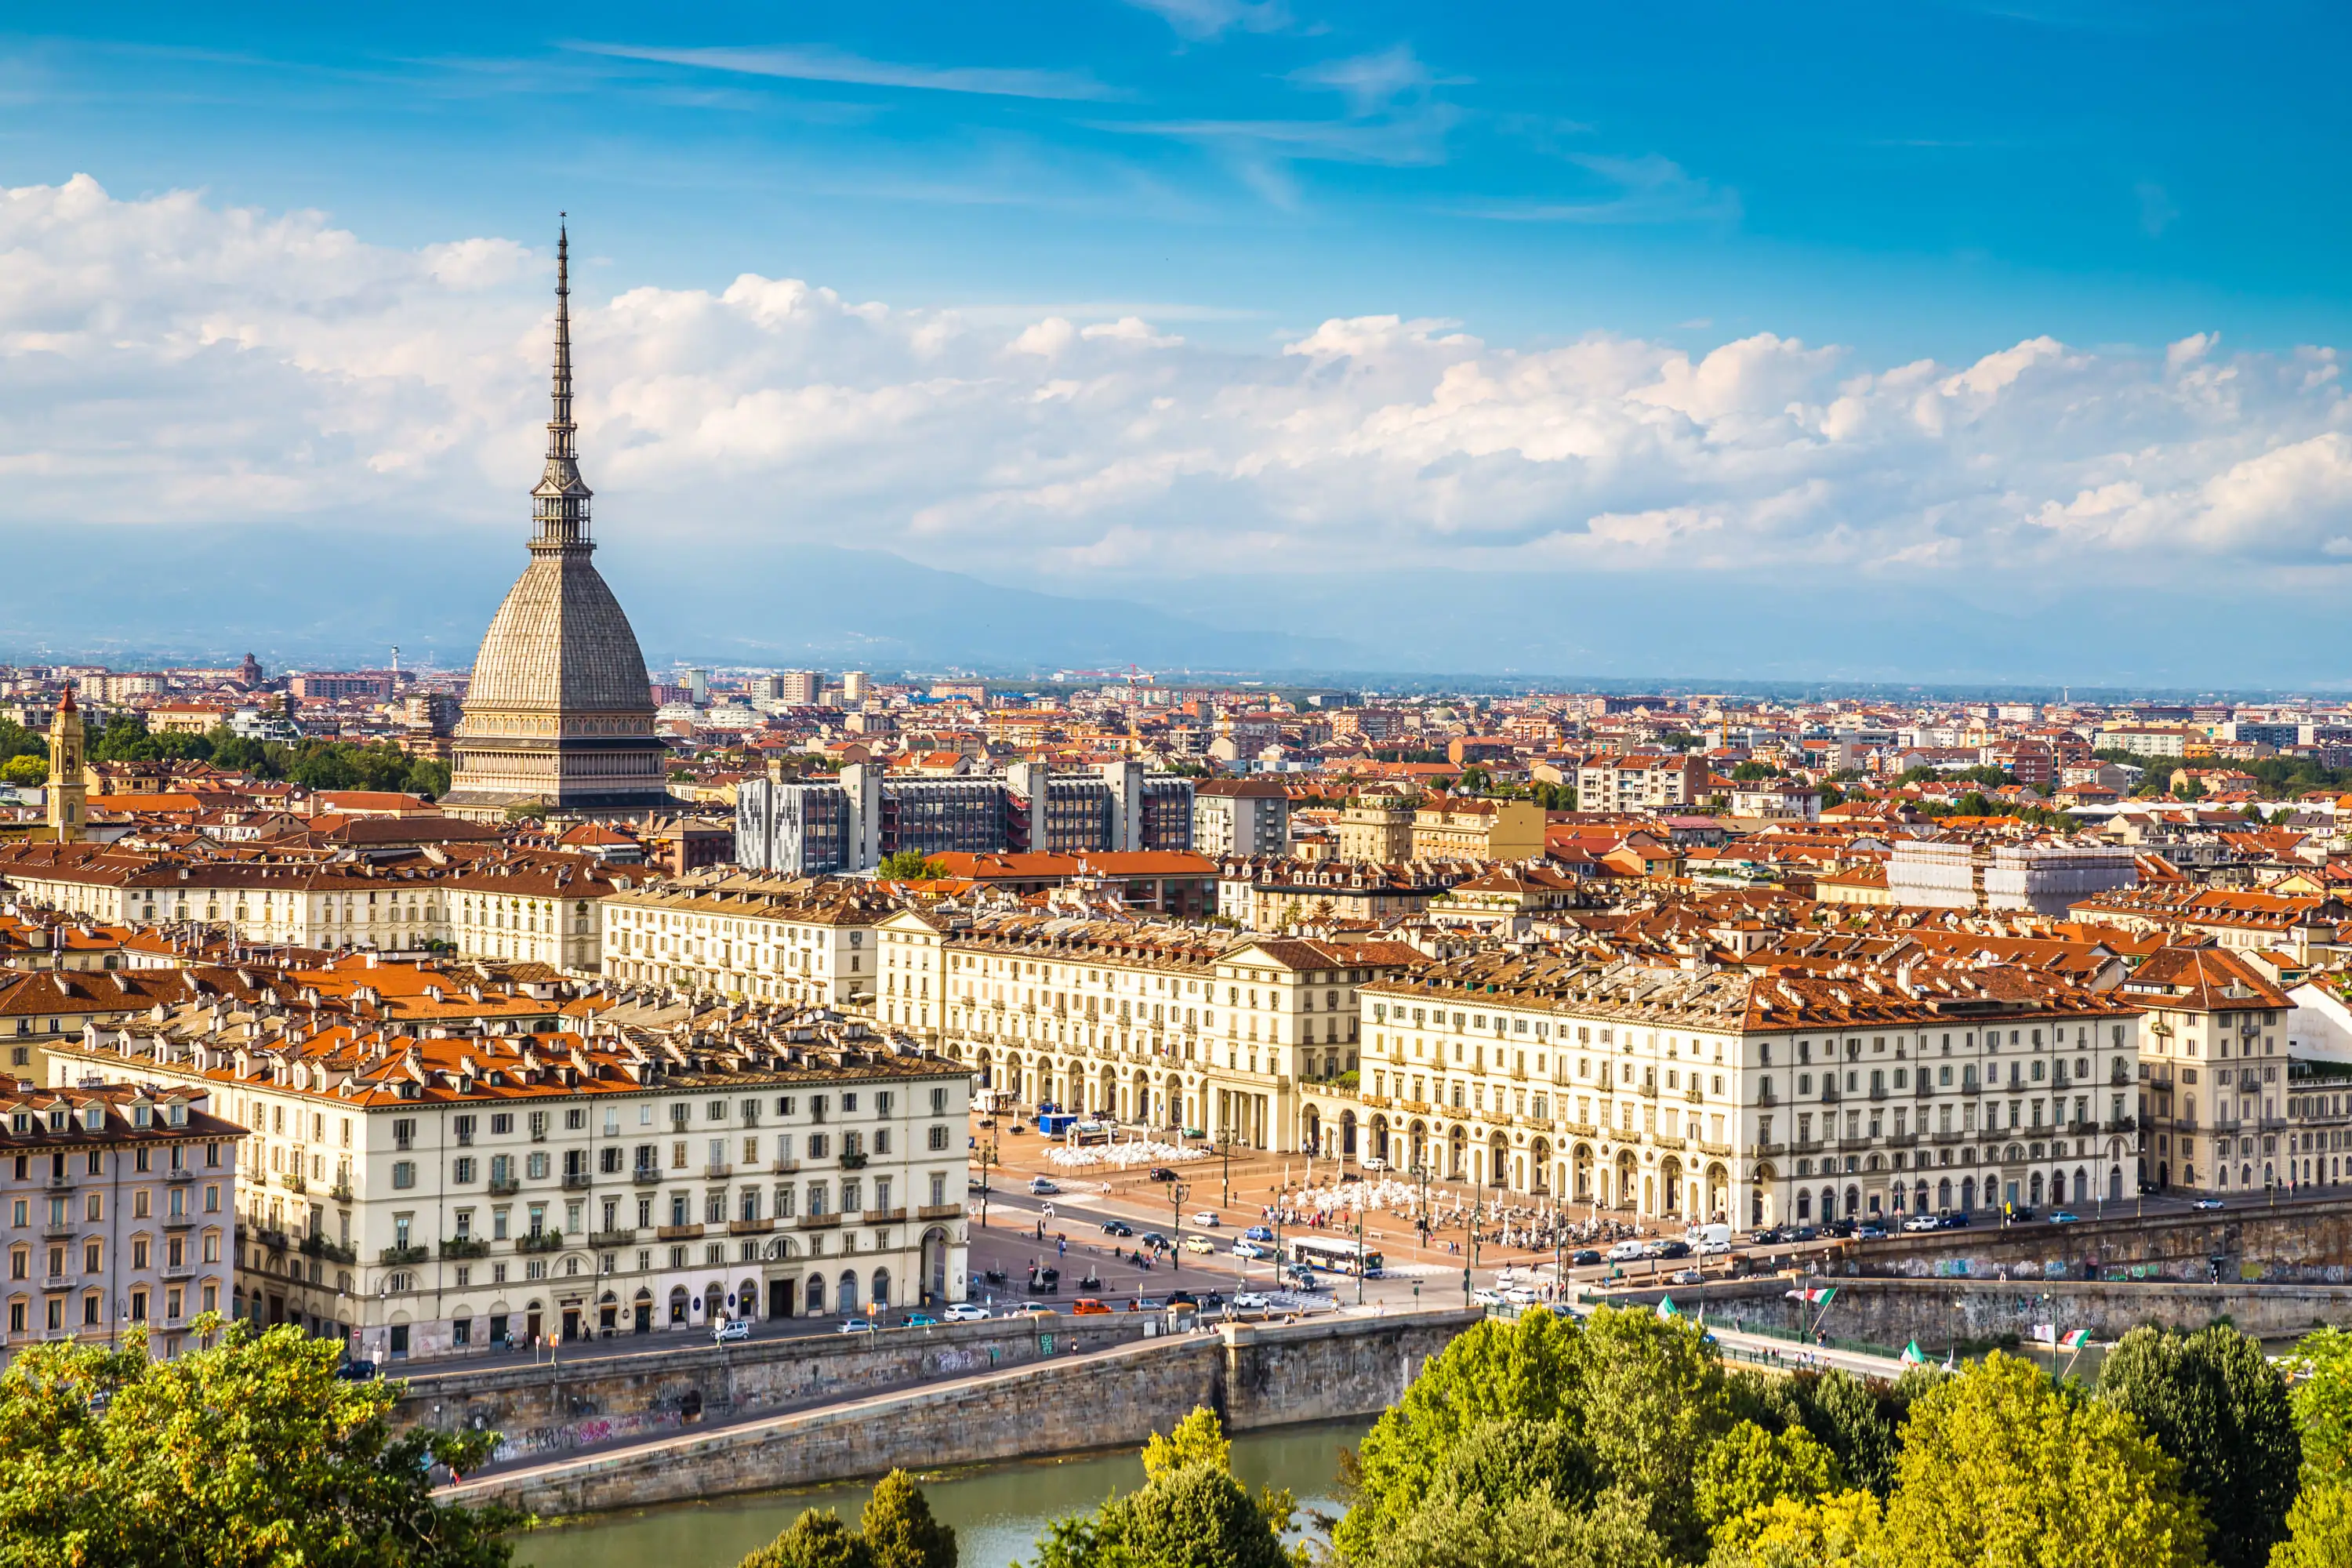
[[1192, 778, 1291, 859]]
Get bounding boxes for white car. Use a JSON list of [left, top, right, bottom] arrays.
[[1029, 1177, 1060, 1196], [1605, 1240, 1646, 1263], [1504, 1286, 1541, 1305], [1902, 1214, 1943, 1233], [1698, 1239, 1731, 1257], [1232, 1292, 1271, 1310], [711, 1319, 751, 1343], [1472, 1287, 1507, 1307], [1192, 1211, 1221, 1227], [837, 1318, 877, 1334], [1232, 1240, 1272, 1259], [1360, 1157, 1389, 1171], [944, 1302, 990, 1322]]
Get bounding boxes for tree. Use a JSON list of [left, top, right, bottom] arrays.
[[0, 1316, 513, 1567], [739, 1510, 869, 1568], [2287, 1327, 2352, 1483], [1790, 1370, 1904, 1499], [2269, 1483, 2352, 1568], [0, 754, 42, 786], [739, 1471, 955, 1568], [1694, 1420, 1840, 1530], [1730, 761, 1784, 782], [1705, 1489, 1886, 1568], [860, 1469, 958, 1568], [1032, 1409, 1297, 1568], [0, 718, 42, 769], [1881, 1352, 2207, 1568], [2099, 1324, 2299, 1568], [1357, 1482, 1668, 1568], [877, 851, 950, 881]]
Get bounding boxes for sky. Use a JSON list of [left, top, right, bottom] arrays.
[[2, 2, 2350, 685]]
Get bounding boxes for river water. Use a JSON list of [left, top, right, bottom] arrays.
[[516, 1419, 1372, 1568]]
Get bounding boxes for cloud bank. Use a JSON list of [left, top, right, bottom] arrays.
[[4, 176, 2349, 657]]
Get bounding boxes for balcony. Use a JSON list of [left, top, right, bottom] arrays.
[[655, 1224, 704, 1242], [916, 1203, 963, 1220], [862, 1207, 907, 1225], [632, 1168, 662, 1185], [278, 1171, 307, 1195], [797, 1213, 842, 1230], [516, 1232, 564, 1254], [162, 1214, 195, 1232], [164, 1168, 195, 1185], [838, 1152, 869, 1171], [1755, 1090, 1778, 1107], [44, 1171, 75, 1192], [302, 1235, 358, 1265], [328, 1180, 354, 1203], [562, 1172, 592, 1192], [704, 1163, 733, 1180], [727, 1218, 774, 1236], [161, 1261, 198, 1282], [589, 1228, 637, 1249], [770, 1158, 802, 1174], [256, 1228, 289, 1253], [439, 1237, 492, 1260], [2105, 1116, 2139, 1134], [488, 1176, 521, 1197], [379, 1244, 427, 1267]]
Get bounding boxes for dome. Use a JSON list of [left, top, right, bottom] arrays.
[[464, 552, 653, 716]]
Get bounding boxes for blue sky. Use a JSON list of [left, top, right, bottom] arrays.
[[3, 2, 2351, 683]]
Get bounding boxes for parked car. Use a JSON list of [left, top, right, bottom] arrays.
[[838, 1319, 877, 1334], [1148, 1167, 1178, 1182], [1671, 1268, 1704, 1285], [1072, 1298, 1113, 1316], [1029, 1177, 1060, 1196], [1901, 1214, 1942, 1233], [945, 1303, 990, 1322], [1361, 1157, 1390, 1171], [1191, 1211, 1221, 1227], [1244, 1225, 1276, 1243], [712, 1319, 752, 1343], [1181, 1235, 1216, 1254], [1100, 1219, 1134, 1236], [2191, 1198, 2226, 1212]]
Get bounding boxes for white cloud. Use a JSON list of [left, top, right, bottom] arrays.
[[6, 176, 2352, 602], [1122, 0, 1290, 41], [574, 43, 1119, 102]]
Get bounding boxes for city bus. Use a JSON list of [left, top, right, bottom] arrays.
[[1287, 1236, 1385, 1278]]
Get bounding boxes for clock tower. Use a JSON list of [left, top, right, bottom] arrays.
[[45, 685, 86, 844]]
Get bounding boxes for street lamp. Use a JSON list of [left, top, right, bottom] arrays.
[[1171, 1180, 1189, 1276]]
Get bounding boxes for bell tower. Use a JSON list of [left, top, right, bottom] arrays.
[[45, 685, 86, 844]]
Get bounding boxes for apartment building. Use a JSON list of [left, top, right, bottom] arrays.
[[601, 881, 896, 1008], [1191, 778, 1292, 859], [1410, 797, 1546, 861], [1316, 954, 2140, 1227], [0, 1080, 239, 1367], [892, 909, 1422, 1150], [60, 1008, 969, 1363], [0, 842, 623, 971], [2122, 946, 2293, 1196], [1214, 857, 1474, 929], [1576, 753, 1711, 815], [1335, 804, 1415, 864]]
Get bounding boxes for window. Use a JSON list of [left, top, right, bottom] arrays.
[[491, 1113, 514, 1136], [392, 1119, 416, 1152], [928, 1125, 950, 1151], [391, 1161, 417, 1190]]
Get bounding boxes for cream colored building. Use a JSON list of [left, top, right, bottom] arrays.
[[601, 880, 896, 1007], [1410, 797, 1545, 861]]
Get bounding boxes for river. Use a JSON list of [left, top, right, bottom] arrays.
[[516, 1419, 1373, 1568]]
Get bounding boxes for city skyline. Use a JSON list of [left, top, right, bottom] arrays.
[[2, 4, 2350, 683]]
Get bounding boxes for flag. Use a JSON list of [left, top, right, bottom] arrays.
[[2031, 1323, 2056, 1345], [1900, 1341, 1925, 1367], [1784, 1284, 1837, 1306], [1944, 1348, 1956, 1370], [1657, 1296, 1679, 1319], [2060, 1328, 2090, 1351]]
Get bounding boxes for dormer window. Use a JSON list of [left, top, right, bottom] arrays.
[[47, 1109, 66, 1133], [132, 1104, 151, 1128], [167, 1102, 186, 1127], [82, 1106, 103, 1132]]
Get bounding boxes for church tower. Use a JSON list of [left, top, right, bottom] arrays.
[[45, 686, 85, 844], [441, 222, 669, 821]]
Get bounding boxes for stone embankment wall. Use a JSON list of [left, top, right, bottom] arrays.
[[1833, 1196, 2352, 1285], [394, 1315, 1152, 1465], [1603, 1276, 2352, 1348], [445, 1308, 1481, 1519]]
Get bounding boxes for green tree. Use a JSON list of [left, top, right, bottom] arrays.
[[2099, 1324, 2299, 1568], [0, 1316, 512, 1567], [1359, 1482, 1667, 1568], [877, 851, 951, 881], [739, 1509, 869, 1568], [2269, 1482, 2352, 1568], [2287, 1327, 2352, 1483], [859, 1469, 958, 1568], [1730, 761, 1784, 782], [1695, 1420, 1841, 1530], [0, 718, 42, 770], [1143, 1407, 1232, 1480], [1882, 1352, 2207, 1568], [1033, 1408, 1297, 1568], [1791, 1370, 1904, 1499], [0, 754, 42, 786], [1706, 1489, 1887, 1568]]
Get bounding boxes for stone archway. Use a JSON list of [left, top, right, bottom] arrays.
[[1573, 1144, 1595, 1203], [1341, 1109, 1357, 1156], [1614, 1150, 1638, 1210], [1659, 1156, 1684, 1217], [1490, 1134, 1511, 1189], [1531, 1139, 1553, 1197], [1449, 1126, 1470, 1181]]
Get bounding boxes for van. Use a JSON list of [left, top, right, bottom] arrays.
[[1605, 1240, 1646, 1263], [1686, 1222, 1733, 1251]]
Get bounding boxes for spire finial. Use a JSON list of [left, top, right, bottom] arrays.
[[531, 216, 593, 552]]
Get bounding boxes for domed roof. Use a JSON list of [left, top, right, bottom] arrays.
[[464, 552, 653, 716]]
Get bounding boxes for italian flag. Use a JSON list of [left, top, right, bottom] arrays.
[[1788, 1284, 1837, 1305], [2060, 1328, 2090, 1351], [1900, 1341, 1925, 1366], [1657, 1296, 1680, 1320]]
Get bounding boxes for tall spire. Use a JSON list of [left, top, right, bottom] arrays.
[[531, 216, 594, 554]]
